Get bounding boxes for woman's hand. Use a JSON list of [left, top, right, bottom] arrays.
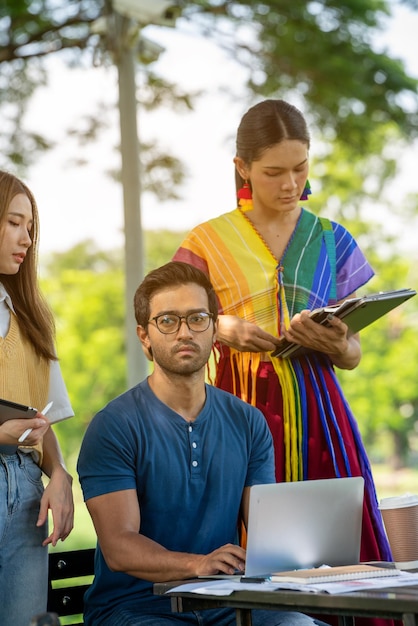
[[216, 315, 279, 353], [0, 417, 49, 446], [39, 428, 74, 546], [282, 310, 361, 369], [38, 465, 74, 546]]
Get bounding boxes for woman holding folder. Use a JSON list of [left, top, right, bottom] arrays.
[[173, 99, 392, 574]]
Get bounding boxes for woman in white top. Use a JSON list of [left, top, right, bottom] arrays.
[[0, 170, 74, 626]]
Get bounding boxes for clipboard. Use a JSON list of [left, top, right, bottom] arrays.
[[272, 288, 417, 359], [0, 398, 38, 424]]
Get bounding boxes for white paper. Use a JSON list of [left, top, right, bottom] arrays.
[[167, 571, 418, 597]]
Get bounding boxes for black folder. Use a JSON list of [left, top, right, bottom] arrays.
[[272, 288, 416, 359], [0, 398, 37, 424]]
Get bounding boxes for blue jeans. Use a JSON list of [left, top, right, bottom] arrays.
[[101, 605, 329, 626], [0, 450, 48, 626]]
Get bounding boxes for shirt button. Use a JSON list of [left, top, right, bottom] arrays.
[[189, 426, 193, 432], [192, 461, 198, 467], [192, 442, 197, 449]]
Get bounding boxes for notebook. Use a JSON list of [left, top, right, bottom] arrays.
[[272, 288, 416, 359], [243, 476, 365, 579], [269, 563, 401, 584]]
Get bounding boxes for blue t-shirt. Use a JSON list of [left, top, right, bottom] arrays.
[[77, 380, 274, 624]]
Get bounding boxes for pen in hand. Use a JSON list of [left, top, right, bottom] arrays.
[[18, 401, 53, 443]]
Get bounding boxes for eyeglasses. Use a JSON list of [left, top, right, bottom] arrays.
[[147, 312, 214, 334]]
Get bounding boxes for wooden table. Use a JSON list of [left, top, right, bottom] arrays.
[[154, 579, 418, 626]]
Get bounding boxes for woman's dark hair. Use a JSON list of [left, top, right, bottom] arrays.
[[134, 261, 218, 327], [235, 99, 310, 194]]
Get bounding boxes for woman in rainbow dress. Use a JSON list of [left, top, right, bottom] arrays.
[[173, 99, 391, 565]]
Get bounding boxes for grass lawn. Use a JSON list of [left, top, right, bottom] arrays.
[[372, 463, 418, 500]]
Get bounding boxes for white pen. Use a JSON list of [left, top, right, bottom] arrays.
[[18, 401, 54, 443]]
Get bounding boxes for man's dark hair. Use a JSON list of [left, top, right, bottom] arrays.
[[134, 261, 218, 327]]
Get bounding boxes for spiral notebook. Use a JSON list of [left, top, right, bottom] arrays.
[[269, 563, 401, 584]]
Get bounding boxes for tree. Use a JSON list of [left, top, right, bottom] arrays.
[[3, 1, 417, 463], [1, 0, 417, 173], [0, 0, 194, 193], [2, 1, 417, 257]]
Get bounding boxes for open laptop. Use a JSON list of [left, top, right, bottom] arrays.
[[243, 476, 364, 579]]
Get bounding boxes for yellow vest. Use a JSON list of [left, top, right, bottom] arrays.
[[0, 312, 50, 462]]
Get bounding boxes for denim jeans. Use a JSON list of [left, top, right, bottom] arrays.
[[100, 605, 329, 626], [0, 450, 48, 626]]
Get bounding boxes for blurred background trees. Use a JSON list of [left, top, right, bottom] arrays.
[[41, 236, 418, 470], [1, 1, 417, 194], [1, 0, 418, 466]]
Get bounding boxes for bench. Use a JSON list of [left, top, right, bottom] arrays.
[[47, 547, 95, 625]]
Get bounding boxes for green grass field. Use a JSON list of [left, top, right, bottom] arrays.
[[49, 462, 418, 554]]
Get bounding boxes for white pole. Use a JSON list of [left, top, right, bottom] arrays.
[[115, 14, 148, 388]]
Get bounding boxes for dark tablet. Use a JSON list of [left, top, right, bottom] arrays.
[[272, 288, 416, 359], [0, 398, 37, 424]]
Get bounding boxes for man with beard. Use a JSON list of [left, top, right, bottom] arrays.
[[77, 261, 325, 626]]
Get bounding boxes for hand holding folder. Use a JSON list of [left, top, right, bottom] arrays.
[[272, 288, 416, 359]]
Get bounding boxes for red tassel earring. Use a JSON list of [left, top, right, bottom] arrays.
[[237, 181, 253, 209]]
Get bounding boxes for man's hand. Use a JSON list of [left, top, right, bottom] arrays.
[[194, 543, 246, 576]]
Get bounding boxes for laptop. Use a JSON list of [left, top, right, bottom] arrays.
[[243, 476, 364, 579]]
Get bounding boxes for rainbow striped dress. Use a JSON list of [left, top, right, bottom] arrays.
[[173, 207, 391, 562]]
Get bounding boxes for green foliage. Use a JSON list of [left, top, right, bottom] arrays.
[[145, 229, 186, 273], [305, 129, 418, 252], [42, 262, 126, 465], [9, 0, 415, 472], [1, 0, 416, 256], [248, 1, 418, 150], [188, 1, 418, 148], [43, 235, 418, 470], [0, 0, 417, 175], [1, 0, 417, 250], [40, 232, 184, 464], [337, 255, 418, 467]]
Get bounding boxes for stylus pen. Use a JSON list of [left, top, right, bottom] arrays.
[[18, 401, 53, 443]]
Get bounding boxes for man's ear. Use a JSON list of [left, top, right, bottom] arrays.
[[137, 325, 154, 362]]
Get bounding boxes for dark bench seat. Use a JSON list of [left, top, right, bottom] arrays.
[[47, 547, 95, 625]]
